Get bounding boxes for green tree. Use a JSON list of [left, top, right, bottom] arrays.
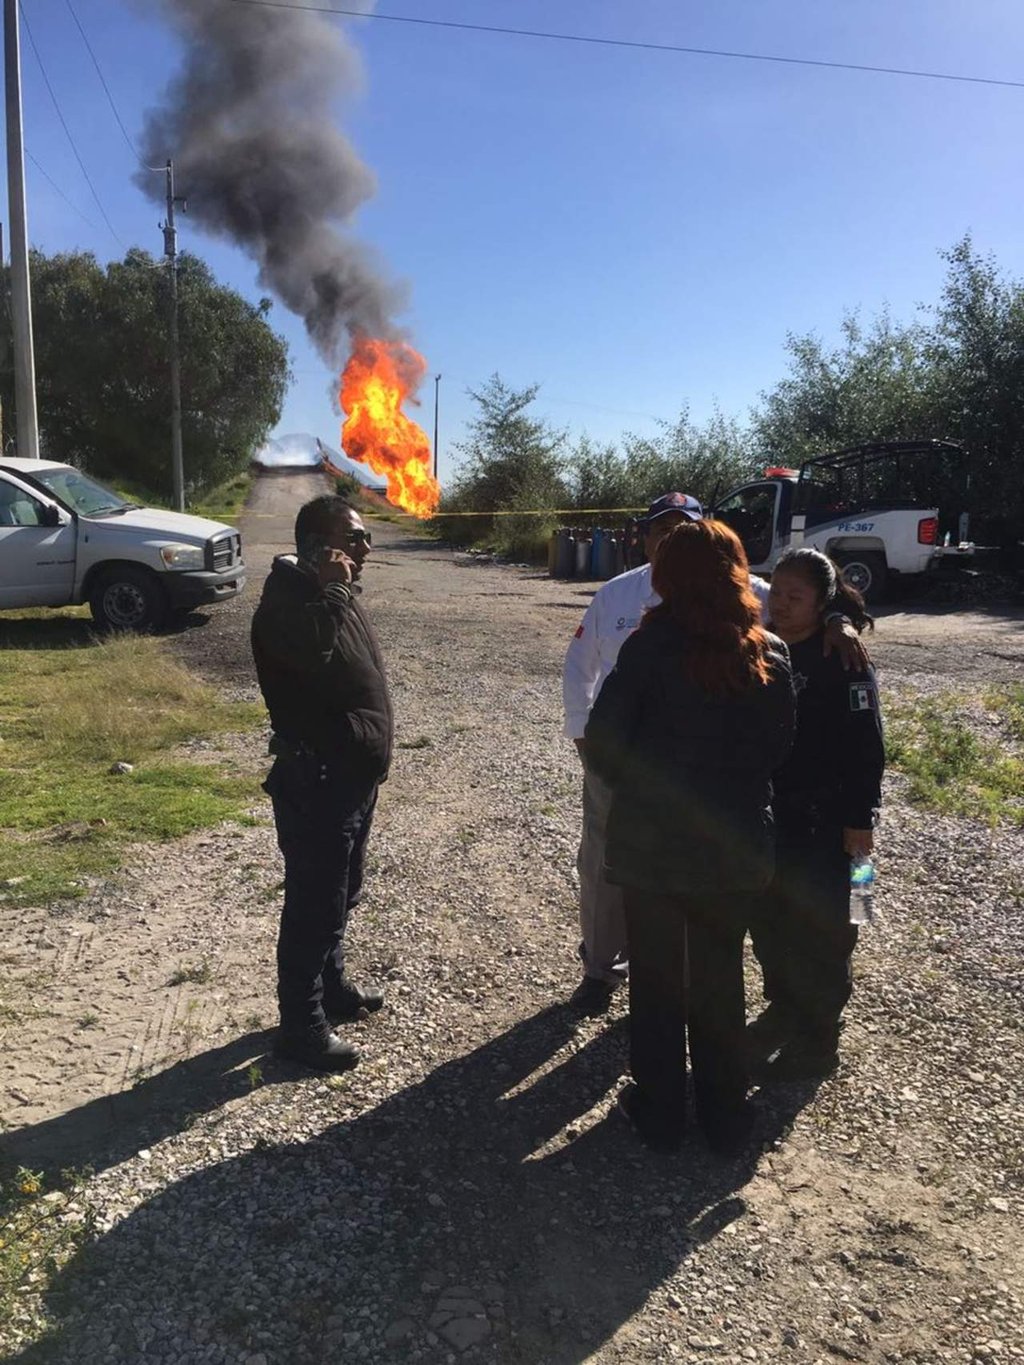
[[446, 375, 568, 509], [926, 237, 1024, 532], [441, 375, 569, 554], [753, 312, 936, 464], [620, 407, 761, 508], [1, 248, 290, 499], [564, 433, 634, 511]]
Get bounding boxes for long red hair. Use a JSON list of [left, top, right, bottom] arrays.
[[646, 519, 772, 694]]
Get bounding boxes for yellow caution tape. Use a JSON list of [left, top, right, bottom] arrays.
[[199, 506, 648, 520], [424, 507, 647, 518]]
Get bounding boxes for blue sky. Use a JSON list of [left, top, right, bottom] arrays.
[[10, 0, 1024, 485]]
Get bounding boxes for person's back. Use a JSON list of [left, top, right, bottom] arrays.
[[591, 614, 793, 896]]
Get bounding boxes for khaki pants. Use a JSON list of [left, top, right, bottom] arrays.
[[577, 765, 628, 984]]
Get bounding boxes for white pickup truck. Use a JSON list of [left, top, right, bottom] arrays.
[[0, 458, 246, 631], [711, 440, 971, 601]]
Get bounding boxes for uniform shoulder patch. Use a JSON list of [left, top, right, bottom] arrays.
[[849, 682, 876, 712]]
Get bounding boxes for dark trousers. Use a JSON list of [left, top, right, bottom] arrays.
[[265, 754, 378, 1038], [749, 819, 857, 1046], [623, 888, 750, 1140]]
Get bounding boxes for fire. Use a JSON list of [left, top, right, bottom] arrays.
[[340, 336, 440, 518]]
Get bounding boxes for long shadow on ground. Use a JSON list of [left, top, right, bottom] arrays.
[[0, 618, 98, 650], [0, 1030, 279, 1179], [10, 1005, 817, 1364]]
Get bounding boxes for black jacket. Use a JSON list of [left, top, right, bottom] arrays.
[[772, 628, 884, 830], [251, 556, 394, 786], [585, 616, 795, 895]]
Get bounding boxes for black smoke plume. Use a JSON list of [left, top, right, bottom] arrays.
[[136, 0, 404, 361]]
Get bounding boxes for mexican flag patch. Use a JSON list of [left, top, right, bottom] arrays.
[[850, 682, 876, 712]]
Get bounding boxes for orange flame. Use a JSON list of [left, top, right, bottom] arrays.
[[340, 337, 440, 518]]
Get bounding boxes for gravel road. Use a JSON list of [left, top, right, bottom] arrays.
[[2, 471, 1023, 1365]]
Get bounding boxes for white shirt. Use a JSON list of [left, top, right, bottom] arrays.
[[561, 564, 771, 739]]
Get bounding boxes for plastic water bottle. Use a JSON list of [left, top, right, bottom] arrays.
[[849, 856, 876, 926]]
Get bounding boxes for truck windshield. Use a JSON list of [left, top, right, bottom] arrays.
[[31, 468, 131, 517]]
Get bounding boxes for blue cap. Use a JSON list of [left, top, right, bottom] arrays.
[[645, 492, 703, 524]]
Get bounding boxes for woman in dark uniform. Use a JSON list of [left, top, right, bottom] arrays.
[[748, 547, 885, 1083]]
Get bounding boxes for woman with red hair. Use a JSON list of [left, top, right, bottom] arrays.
[[585, 519, 795, 1154]]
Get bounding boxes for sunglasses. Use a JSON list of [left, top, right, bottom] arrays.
[[339, 528, 372, 547]]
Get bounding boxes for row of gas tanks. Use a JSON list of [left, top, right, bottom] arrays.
[[548, 526, 632, 580]]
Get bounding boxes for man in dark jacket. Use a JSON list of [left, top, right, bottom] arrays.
[[251, 494, 393, 1072]]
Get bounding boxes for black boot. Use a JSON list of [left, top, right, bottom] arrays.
[[615, 1083, 685, 1153], [752, 1025, 840, 1084], [744, 1003, 797, 1064], [323, 980, 385, 1023], [274, 1029, 361, 1072]]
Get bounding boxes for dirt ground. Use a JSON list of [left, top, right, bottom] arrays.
[[1, 472, 1022, 1364]]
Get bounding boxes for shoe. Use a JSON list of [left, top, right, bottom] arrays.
[[615, 1083, 684, 1153], [569, 976, 615, 1016], [273, 1030, 361, 1072], [744, 1004, 796, 1064], [701, 1102, 756, 1158], [754, 1039, 839, 1085], [323, 982, 385, 1023]]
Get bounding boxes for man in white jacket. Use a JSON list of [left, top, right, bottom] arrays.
[[563, 495, 753, 1012]]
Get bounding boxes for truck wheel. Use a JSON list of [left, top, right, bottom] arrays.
[[89, 567, 167, 633], [836, 551, 888, 603]]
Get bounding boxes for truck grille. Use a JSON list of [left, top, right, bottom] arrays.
[[208, 531, 243, 571]]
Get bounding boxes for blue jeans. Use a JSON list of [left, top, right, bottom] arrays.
[[264, 753, 378, 1038]]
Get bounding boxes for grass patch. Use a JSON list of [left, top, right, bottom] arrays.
[[190, 471, 254, 524], [397, 735, 432, 750], [985, 683, 1024, 742], [0, 965, 52, 1041], [167, 961, 213, 987], [885, 690, 1024, 825], [0, 633, 262, 905], [111, 470, 253, 525]]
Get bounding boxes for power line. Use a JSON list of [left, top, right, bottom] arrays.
[[225, 0, 1024, 92], [18, 2, 126, 247], [61, 0, 163, 172], [25, 150, 101, 232]]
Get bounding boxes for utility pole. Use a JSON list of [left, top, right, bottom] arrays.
[[432, 372, 441, 481], [0, 220, 6, 452], [161, 160, 185, 511], [4, 0, 39, 460]]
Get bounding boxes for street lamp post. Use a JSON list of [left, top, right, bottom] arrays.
[[432, 373, 441, 481]]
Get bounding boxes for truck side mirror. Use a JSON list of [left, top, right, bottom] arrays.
[[39, 503, 62, 528]]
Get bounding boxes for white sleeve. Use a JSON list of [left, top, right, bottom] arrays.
[[750, 574, 771, 623], [562, 594, 604, 739]]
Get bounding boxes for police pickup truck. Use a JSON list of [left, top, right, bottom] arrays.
[[0, 458, 245, 630], [711, 440, 971, 601]]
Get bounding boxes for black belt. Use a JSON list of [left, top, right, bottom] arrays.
[[268, 734, 320, 760]]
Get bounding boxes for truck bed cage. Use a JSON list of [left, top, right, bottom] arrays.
[[801, 438, 964, 473], [796, 439, 967, 516]]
